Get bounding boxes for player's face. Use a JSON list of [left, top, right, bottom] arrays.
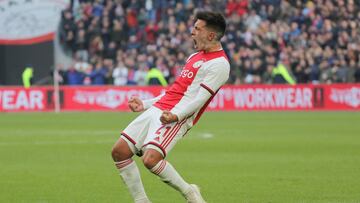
[[191, 19, 212, 51]]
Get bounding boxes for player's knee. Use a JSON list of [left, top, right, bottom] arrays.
[[111, 142, 133, 161], [142, 149, 163, 169], [111, 146, 123, 161]]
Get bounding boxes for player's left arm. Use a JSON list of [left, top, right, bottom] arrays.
[[169, 60, 230, 121]]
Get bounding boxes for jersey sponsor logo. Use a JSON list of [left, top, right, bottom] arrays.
[[180, 69, 194, 79], [192, 60, 204, 69]]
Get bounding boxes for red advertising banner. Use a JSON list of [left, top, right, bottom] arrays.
[[324, 84, 360, 109], [0, 87, 50, 112], [62, 86, 163, 111], [1, 84, 359, 112], [207, 84, 360, 110]]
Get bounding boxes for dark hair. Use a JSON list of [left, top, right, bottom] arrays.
[[195, 11, 226, 41]]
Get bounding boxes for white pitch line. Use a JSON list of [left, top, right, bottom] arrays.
[[198, 133, 214, 139], [0, 130, 118, 137], [0, 140, 114, 146], [188, 132, 214, 139]]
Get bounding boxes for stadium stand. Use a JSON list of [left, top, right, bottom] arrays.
[[59, 0, 360, 86]]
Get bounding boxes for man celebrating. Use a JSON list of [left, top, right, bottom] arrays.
[[111, 11, 230, 203]]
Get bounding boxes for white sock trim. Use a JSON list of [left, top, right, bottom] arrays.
[[115, 159, 134, 170], [150, 160, 167, 175]]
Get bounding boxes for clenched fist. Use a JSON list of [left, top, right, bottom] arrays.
[[160, 110, 179, 124], [128, 96, 144, 112]]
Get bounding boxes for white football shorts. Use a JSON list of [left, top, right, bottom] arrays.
[[121, 106, 192, 157]]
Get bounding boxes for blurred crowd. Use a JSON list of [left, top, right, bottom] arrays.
[[58, 0, 360, 86]]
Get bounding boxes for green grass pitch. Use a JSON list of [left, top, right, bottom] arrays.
[[0, 111, 360, 203]]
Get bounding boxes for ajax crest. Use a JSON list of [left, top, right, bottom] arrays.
[[193, 60, 204, 69]]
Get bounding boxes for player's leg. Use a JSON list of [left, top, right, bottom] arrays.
[[142, 148, 206, 203], [141, 148, 190, 192], [141, 117, 206, 203], [111, 108, 156, 203], [112, 138, 151, 203]]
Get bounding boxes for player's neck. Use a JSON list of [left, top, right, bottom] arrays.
[[203, 43, 222, 53]]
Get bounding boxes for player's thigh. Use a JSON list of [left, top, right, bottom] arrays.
[[143, 118, 190, 157], [121, 107, 161, 154]]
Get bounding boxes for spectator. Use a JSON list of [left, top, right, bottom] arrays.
[[112, 61, 128, 86], [59, 0, 360, 85], [245, 10, 262, 31], [354, 65, 360, 83], [66, 66, 84, 85], [111, 20, 127, 48], [226, 0, 248, 17], [272, 59, 296, 85], [75, 28, 89, 62], [134, 65, 148, 86], [83, 63, 93, 85], [146, 67, 168, 86], [145, 21, 159, 44], [22, 66, 33, 88], [90, 60, 108, 85]]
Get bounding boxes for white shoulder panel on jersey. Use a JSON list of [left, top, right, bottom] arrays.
[[201, 57, 230, 94]]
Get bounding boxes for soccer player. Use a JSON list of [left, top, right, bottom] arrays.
[[111, 11, 230, 203]]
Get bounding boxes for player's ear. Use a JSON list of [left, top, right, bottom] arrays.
[[208, 32, 216, 41]]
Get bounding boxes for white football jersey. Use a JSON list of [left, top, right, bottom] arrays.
[[154, 49, 230, 125]]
